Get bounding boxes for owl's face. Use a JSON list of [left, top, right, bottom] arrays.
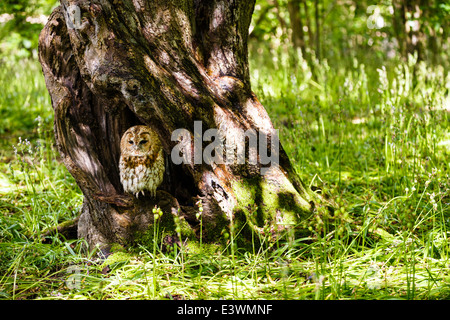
[[119, 125, 165, 197], [120, 125, 161, 157]]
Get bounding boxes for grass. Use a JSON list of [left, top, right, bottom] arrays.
[[0, 44, 449, 300]]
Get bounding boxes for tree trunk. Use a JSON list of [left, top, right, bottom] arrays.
[[287, 0, 306, 58], [302, 0, 314, 50], [38, 0, 323, 252], [314, 0, 321, 60], [392, 0, 407, 59], [394, 0, 425, 61]]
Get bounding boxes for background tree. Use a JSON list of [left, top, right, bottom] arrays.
[[249, 0, 449, 69]]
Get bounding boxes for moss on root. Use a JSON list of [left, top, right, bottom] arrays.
[[131, 174, 319, 252], [100, 250, 134, 270]]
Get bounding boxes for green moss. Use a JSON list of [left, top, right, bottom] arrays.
[[184, 241, 222, 255], [101, 251, 133, 269], [109, 243, 126, 253], [58, 219, 77, 229], [130, 176, 315, 251], [41, 217, 78, 237]]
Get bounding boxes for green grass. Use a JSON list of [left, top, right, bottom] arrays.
[[0, 45, 449, 300]]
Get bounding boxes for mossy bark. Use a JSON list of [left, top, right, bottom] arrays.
[[39, 0, 324, 251]]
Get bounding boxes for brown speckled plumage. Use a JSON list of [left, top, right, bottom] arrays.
[[119, 125, 164, 197]]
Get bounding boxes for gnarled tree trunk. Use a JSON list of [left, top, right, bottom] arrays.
[[39, 0, 323, 252]]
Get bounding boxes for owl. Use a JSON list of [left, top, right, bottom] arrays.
[[119, 125, 165, 198]]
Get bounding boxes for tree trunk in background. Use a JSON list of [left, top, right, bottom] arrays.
[[420, 0, 440, 64], [393, 0, 426, 61], [302, 0, 314, 51], [39, 0, 324, 252], [404, 0, 424, 61], [392, 0, 406, 58], [287, 0, 306, 58], [314, 0, 321, 60]]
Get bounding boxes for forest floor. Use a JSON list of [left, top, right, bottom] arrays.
[[0, 48, 449, 300]]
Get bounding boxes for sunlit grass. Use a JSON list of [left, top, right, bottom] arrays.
[[0, 43, 449, 300], [0, 59, 52, 137]]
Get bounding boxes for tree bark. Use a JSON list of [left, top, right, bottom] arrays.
[[393, 0, 425, 61], [392, 0, 406, 58], [38, 0, 323, 252], [314, 0, 321, 60], [302, 0, 314, 50]]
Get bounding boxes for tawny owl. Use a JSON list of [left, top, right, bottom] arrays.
[[119, 125, 165, 198]]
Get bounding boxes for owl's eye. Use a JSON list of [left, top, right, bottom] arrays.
[[128, 140, 134, 145], [139, 140, 148, 145]]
